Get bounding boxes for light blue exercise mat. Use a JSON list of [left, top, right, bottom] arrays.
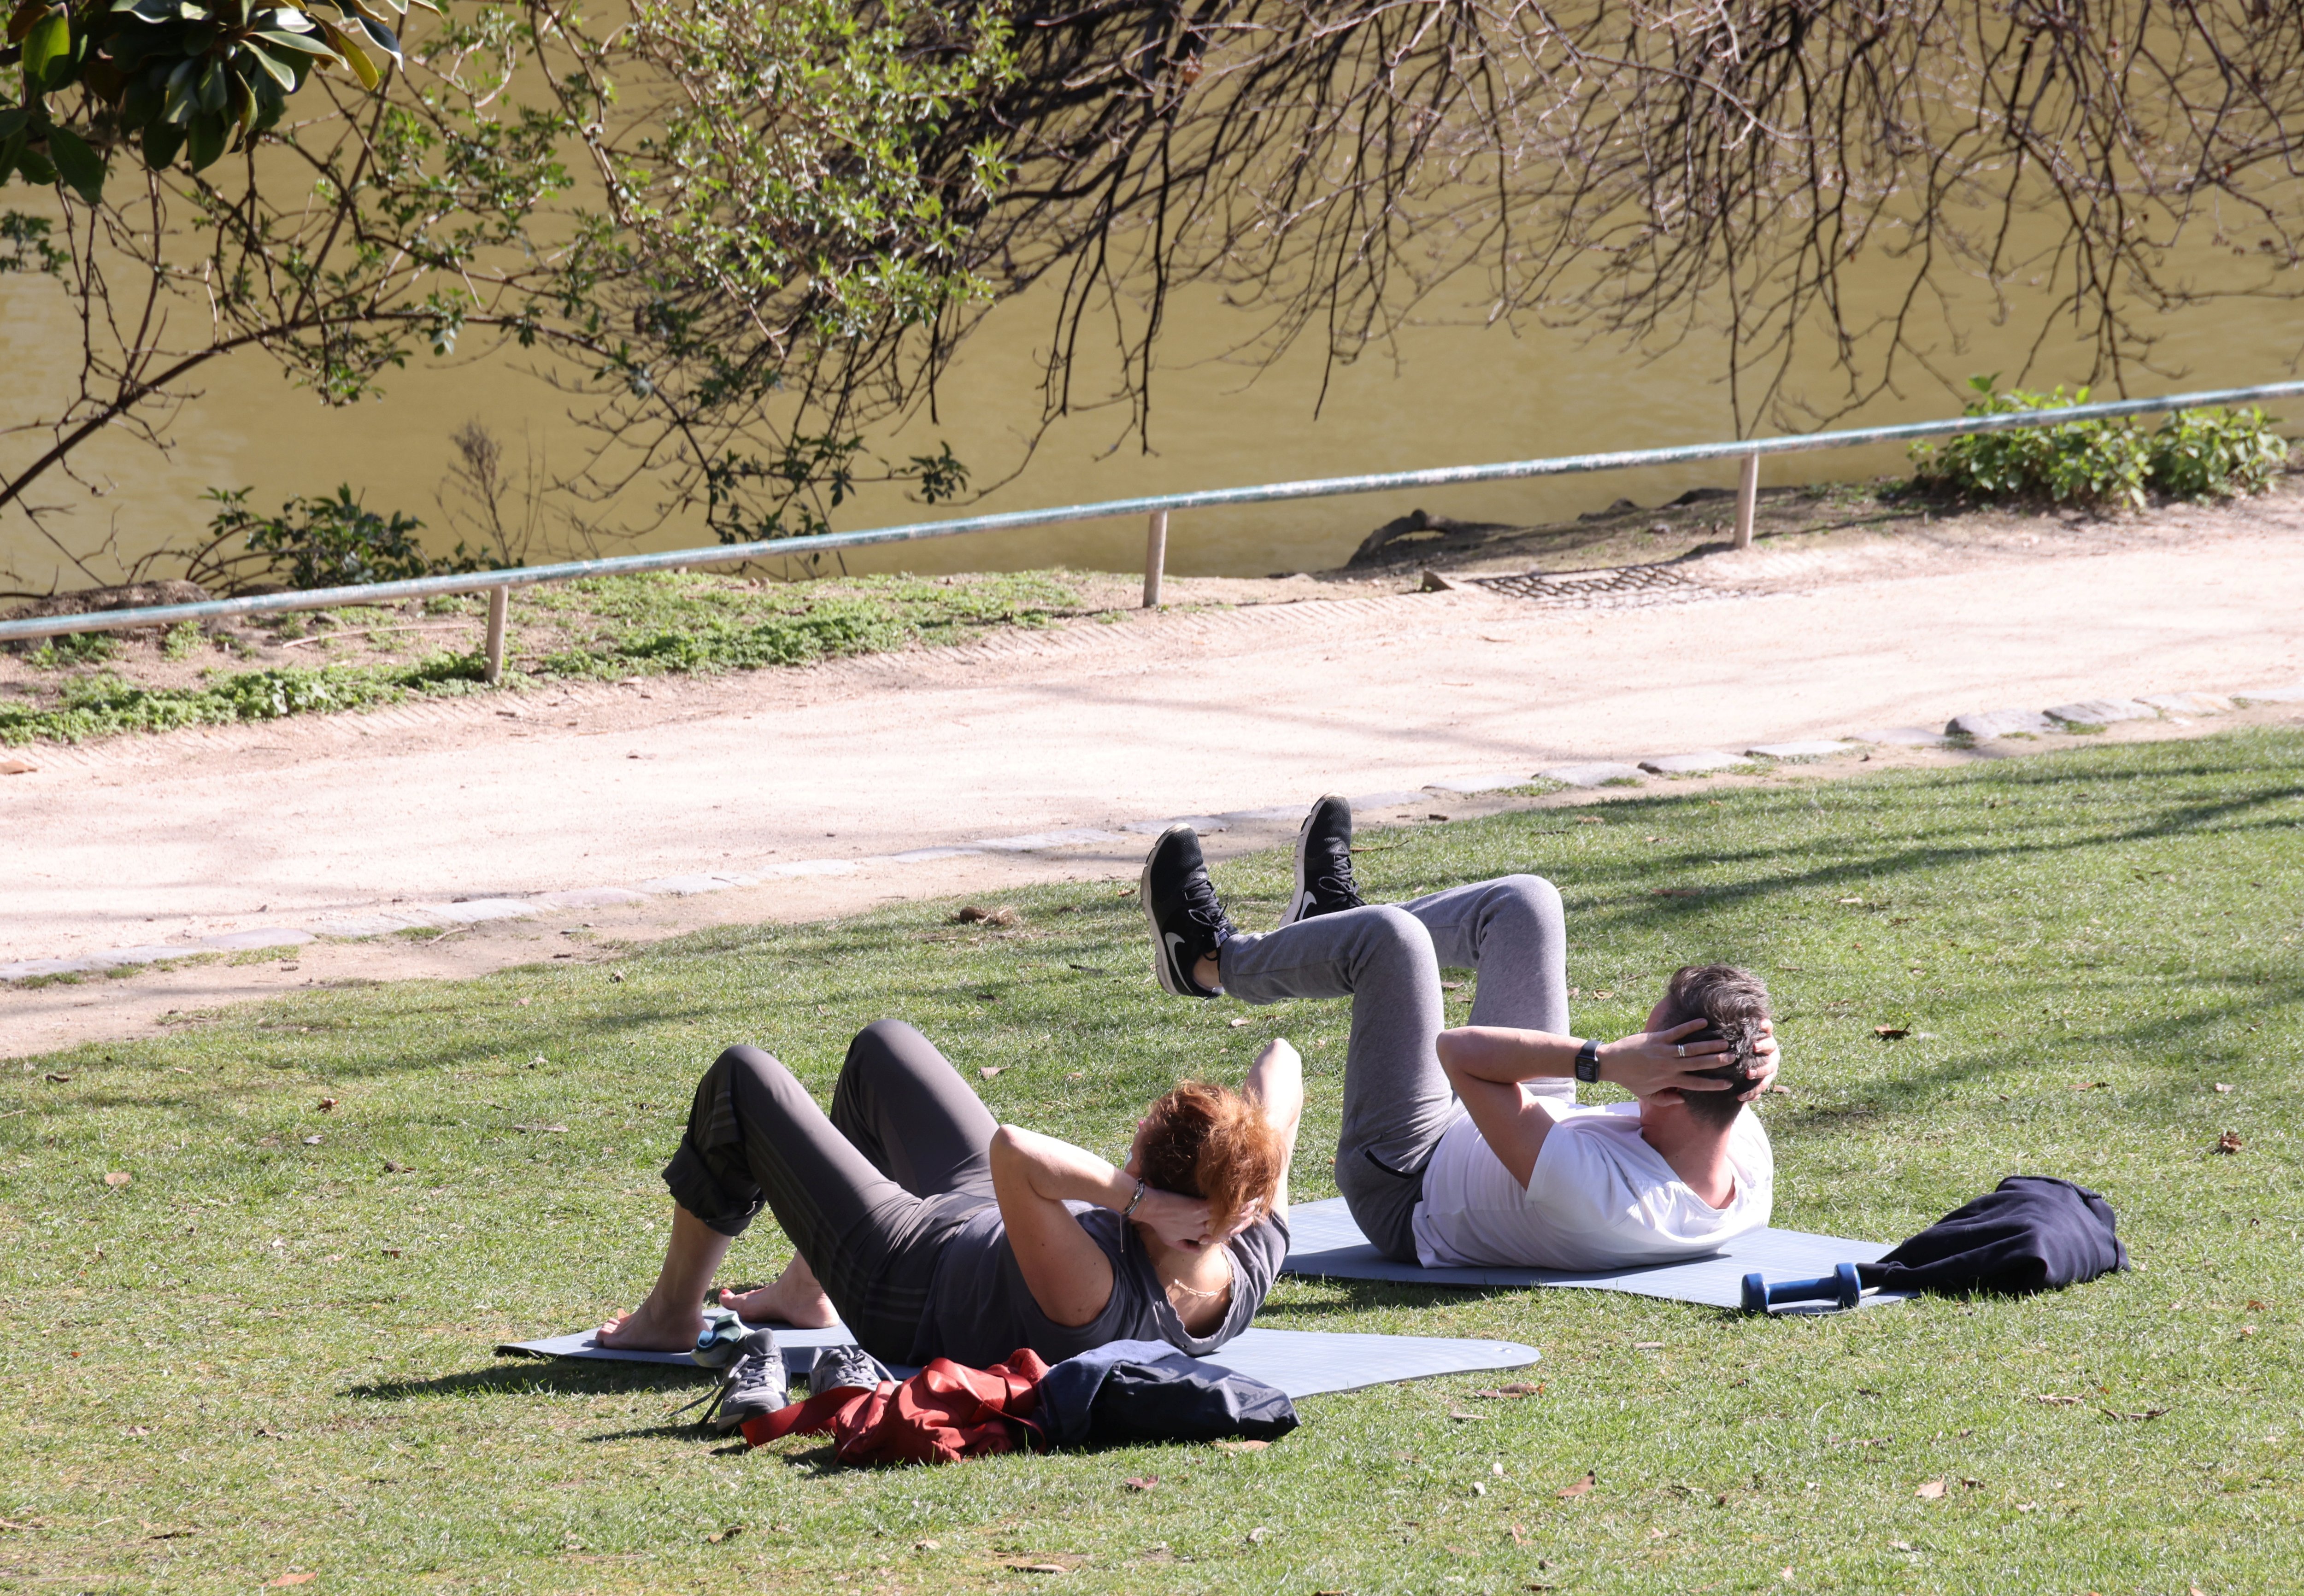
[[1281, 1196, 1910, 1313], [497, 1322, 1538, 1401]]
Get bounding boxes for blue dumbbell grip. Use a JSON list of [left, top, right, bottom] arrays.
[[1741, 1262, 1863, 1312]]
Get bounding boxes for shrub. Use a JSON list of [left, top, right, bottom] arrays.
[[1911, 380, 2153, 507], [1912, 377, 2293, 507], [2146, 405, 2292, 499]]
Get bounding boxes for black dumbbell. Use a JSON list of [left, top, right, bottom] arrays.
[[1740, 1262, 1863, 1314]]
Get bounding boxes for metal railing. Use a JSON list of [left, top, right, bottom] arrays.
[[5, 378, 2298, 680]]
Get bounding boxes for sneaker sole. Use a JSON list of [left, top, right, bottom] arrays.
[[1280, 808, 1317, 928], [1140, 825, 1205, 998]]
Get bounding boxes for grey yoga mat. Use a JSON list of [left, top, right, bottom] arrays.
[[1280, 1196, 1910, 1312], [497, 1321, 1538, 1400]]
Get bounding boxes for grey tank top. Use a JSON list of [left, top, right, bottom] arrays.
[[909, 1200, 1288, 1370]]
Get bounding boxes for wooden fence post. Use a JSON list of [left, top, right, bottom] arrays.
[[1143, 510, 1169, 608], [484, 587, 507, 684], [1734, 451, 1760, 549]]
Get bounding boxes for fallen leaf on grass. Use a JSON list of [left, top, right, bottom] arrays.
[[1124, 1477, 1158, 1491], [266, 1576, 317, 1588], [143, 1525, 195, 1540], [1228, 1017, 1250, 1027], [380, 1247, 402, 1258], [1915, 1480, 1946, 1499], [1509, 1524, 1527, 1545], [2215, 1131, 2244, 1154], [317, 1097, 337, 1112], [954, 904, 1018, 927], [2071, 1080, 2108, 1091], [382, 1160, 413, 1174], [2214, 1083, 2233, 1094], [1447, 1409, 1486, 1422], [2248, 1299, 2269, 1312], [102, 1172, 131, 1187], [257, 1136, 280, 1147], [302, 1135, 323, 1146], [1002, 1559, 1078, 1573], [1651, 886, 1703, 898], [0, 757, 38, 775], [914, 1539, 940, 1551], [2034, 1393, 2084, 1406], [44, 1073, 71, 1083], [705, 1525, 743, 1544], [1247, 1527, 1270, 1544], [1556, 1473, 1596, 1499], [513, 1124, 569, 1135], [2098, 1407, 2169, 1421], [1213, 1438, 1267, 1453], [1874, 1026, 1910, 1039], [979, 1067, 1005, 1080]]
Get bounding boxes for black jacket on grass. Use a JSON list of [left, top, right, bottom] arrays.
[[1859, 1175, 2128, 1296]]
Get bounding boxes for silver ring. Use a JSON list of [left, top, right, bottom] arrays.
[[1675, 1044, 1685, 1058]]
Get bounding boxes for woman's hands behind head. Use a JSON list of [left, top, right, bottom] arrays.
[[1131, 1186, 1218, 1251]]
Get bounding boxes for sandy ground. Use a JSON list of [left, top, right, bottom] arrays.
[[6, 489, 2302, 1058]]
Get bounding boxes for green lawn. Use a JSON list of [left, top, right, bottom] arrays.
[[5, 731, 2299, 1593]]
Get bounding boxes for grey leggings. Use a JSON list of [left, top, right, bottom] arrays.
[[660, 1019, 997, 1360], [1218, 874, 1569, 1261]]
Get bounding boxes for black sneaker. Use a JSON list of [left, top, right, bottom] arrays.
[[1281, 795, 1364, 926], [1140, 825, 1236, 998], [701, 1326, 788, 1432]]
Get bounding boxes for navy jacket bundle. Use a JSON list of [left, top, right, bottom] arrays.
[[1858, 1175, 2128, 1296]]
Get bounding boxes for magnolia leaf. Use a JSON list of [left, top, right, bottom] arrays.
[[118, 0, 177, 22], [351, 12, 399, 67], [186, 106, 225, 169], [260, 6, 316, 29], [161, 57, 198, 125], [242, 41, 295, 91], [45, 123, 103, 202], [23, 11, 69, 87], [140, 117, 184, 167], [315, 20, 377, 88], [0, 105, 25, 139], [14, 143, 58, 183], [254, 29, 338, 59]]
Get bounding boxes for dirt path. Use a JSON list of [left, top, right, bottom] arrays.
[[6, 490, 2301, 1056]]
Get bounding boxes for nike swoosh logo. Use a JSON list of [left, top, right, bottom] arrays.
[[1164, 932, 1193, 967]]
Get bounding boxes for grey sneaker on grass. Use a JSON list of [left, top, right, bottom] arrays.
[[697, 1326, 788, 1432]]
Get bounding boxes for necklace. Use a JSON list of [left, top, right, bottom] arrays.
[[1166, 1248, 1234, 1301]]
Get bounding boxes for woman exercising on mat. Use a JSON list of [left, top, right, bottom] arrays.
[[600, 1019, 1303, 1375]]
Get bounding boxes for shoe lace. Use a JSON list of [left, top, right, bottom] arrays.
[[1316, 849, 1363, 908], [677, 1349, 777, 1426], [1181, 869, 1238, 943]]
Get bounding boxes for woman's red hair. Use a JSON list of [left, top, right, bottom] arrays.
[[1134, 1080, 1287, 1234]]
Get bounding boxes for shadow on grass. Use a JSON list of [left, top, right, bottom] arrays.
[[348, 1356, 711, 1404]]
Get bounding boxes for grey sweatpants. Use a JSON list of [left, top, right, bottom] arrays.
[[1218, 874, 1569, 1262], [660, 1019, 998, 1361]]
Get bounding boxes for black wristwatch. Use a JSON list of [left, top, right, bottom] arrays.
[[1574, 1039, 1603, 1083]]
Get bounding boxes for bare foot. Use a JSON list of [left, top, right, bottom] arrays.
[[719, 1256, 838, 1328], [596, 1294, 705, 1351]]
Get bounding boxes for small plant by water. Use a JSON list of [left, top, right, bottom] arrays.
[[1910, 377, 2291, 507]]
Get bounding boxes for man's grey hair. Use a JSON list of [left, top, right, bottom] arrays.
[[1657, 964, 1772, 1127]]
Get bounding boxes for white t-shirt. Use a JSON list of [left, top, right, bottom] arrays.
[[1411, 1096, 1773, 1271]]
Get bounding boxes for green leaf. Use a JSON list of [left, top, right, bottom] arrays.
[[316, 20, 378, 88], [351, 12, 397, 67], [0, 106, 27, 141], [139, 117, 183, 168], [185, 106, 223, 169], [242, 41, 294, 90], [162, 55, 197, 124], [253, 28, 337, 58], [14, 144, 58, 184], [24, 11, 70, 89], [45, 123, 103, 202], [196, 55, 226, 113]]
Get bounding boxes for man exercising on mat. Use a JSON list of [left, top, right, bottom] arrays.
[[1139, 796, 1777, 1271]]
